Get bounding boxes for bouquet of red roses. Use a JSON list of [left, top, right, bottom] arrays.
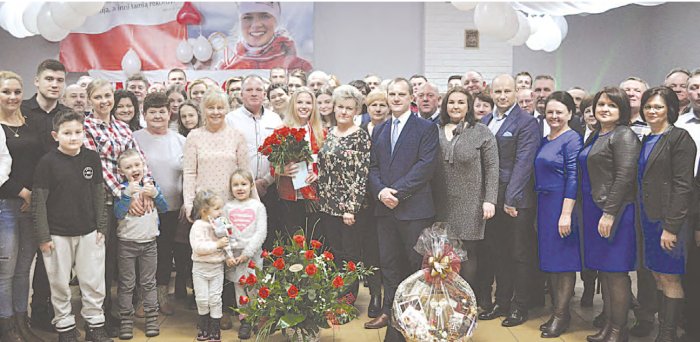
[[259, 127, 313, 180]]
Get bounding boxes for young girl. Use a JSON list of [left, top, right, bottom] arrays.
[[224, 169, 267, 340], [178, 100, 203, 137], [190, 190, 234, 342]]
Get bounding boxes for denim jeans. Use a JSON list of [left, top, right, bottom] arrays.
[[0, 198, 37, 318]]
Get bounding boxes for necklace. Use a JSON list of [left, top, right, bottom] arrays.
[[4, 125, 20, 138]]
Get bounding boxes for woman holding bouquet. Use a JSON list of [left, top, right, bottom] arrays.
[[275, 87, 325, 237], [317, 85, 371, 305]]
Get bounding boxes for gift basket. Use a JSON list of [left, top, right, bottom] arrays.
[[392, 223, 478, 341]]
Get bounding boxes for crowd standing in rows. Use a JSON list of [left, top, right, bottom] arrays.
[[0, 59, 698, 342]]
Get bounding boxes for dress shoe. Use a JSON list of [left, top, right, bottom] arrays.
[[364, 313, 390, 329], [540, 315, 555, 331], [593, 312, 607, 328], [478, 304, 508, 321], [368, 294, 382, 318], [502, 309, 528, 327], [541, 314, 570, 338], [602, 324, 628, 342], [587, 323, 611, 342], [629, 319, 654, 337]]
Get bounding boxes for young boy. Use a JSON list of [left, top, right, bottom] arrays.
[[32, 110, 111, 342], [113, 149, 168, 339]]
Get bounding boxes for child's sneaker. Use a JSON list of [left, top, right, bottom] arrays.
[[84, 323, 114, 342], [238, 319, 253, 340], [118, 316, 133, 340], [58, 328, 79, 342], [196, 314, 210, 341], [144, 310, 160, 337], [208, 317, 221, 342]]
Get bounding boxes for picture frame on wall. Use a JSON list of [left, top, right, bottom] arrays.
[[464, 29, 479, 49]]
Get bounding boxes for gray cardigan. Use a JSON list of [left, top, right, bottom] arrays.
[[433, 122, 499, 240]]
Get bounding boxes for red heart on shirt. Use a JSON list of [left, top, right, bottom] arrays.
[[228, 208, 256, 232]]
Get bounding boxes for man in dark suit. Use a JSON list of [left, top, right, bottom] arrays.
[[478, 74, 541, 327], [364, 78, 439, 341]]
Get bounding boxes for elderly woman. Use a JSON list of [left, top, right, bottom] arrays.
[[636, 87, 695, 341], [361, 90, 389, 136], [580, 96, 597, 142], [433, 86, 498, 286], [267, 83, 290, 118], [473, 93, 494, 122], [166, 85, 187, 132], [132, 92, 186, 316], [316, 86, 336, 128], [84, 79, 152, 336], [0, 71, 44, 341], [216, 2, 311, 71], [318, 85, 371, 305], [275, 87, 324, 235], [187, 79, 208, 105], [534, 92, 583, 338], [580, 87, 640, 342], [112, 90, 142, 132]]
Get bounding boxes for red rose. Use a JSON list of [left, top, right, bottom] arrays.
[[323, 251, 334, 261], [294, 132, 304, 142], [258, 287, 270, 299], [246, 273, 257, 286], [239, 295, 250, 305], [347, 261, 356, 272], [261, 249, 269, 258], [248, 260, 256, 269], [304, 250, 315, 260], [287, 284, 299, 298], [273, 258, 285, 270], [238, 275, 247, 285], [332, 276, 344, 288], [293, 235, 305, 247], [310, 240, 322, 249], [305, 264, 317, 276], [271, 246, 284, 257]]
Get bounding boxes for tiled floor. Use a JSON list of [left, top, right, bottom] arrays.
[[34, 275, 659, 341]]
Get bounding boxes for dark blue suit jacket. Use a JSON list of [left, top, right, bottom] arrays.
[[369, 114, 439, 220], [482, 105, 541, 208]]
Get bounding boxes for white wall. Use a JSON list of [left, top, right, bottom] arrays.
[[424, 2, 512, 92]]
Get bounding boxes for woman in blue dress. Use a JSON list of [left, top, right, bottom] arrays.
[[637, 86, 696, 342], [581, 87, 641, 342], [534, 91, 583, 338]]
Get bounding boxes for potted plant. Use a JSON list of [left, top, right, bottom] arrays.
[[236, 230, 374, 341]]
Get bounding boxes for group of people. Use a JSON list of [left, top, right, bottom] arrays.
[[0, 56, 699, 342]]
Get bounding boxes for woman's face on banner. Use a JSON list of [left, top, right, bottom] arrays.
[[240, 12, 277, 47]]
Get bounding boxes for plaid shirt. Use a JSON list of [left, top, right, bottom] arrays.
[[83, 114, 150, 197]]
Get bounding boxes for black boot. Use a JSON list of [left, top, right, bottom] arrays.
[[13, 312, 45, 342], [587, 323, 612, 342], [368, 294, 382, 318], [238, 319, 252, 340], [208, 317, 221, 342], [58, 328, 79, 342], [84, 323, 114, 342], [196, 315, 209, 341], [541, 313, 571, 338], [656, 296, 681, 342]]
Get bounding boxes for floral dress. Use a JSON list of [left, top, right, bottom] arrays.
[[317, 129, 371, 217]]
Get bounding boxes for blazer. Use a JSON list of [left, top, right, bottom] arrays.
[[585, 125, 641, 217], [482, 105, 541, 208], [638, 126, 696, 234], [369, 113, 439, 220]]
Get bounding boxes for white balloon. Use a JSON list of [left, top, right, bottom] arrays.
[[1, 2, 34, 38], [494, 6, 519, 41], [508, 11, 531, 46], [176, 41, 194, 64], [552, 16, 568, 40], [541, 16, 563, 52], [49, 3, 86, 30], [452, 2, 477, 11], [67, 2, 105, 16], [22, 2, 44, 35], [474, 3, 508, 37], [121, 49, 142, 76], [37, 3, 69, 42], [193, 36, 213, 62]]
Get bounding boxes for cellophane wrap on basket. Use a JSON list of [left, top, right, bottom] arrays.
[[392, 223, 478, 341]]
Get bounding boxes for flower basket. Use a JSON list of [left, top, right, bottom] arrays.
[[236, 230, 375, 341]]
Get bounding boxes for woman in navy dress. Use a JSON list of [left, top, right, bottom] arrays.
[[534, 92, 583, 338], [637, 87, 695, 341], [581, 87, 641, 342]]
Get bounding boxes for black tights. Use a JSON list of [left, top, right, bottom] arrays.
[[600, 272, 631, 327], [550, 272, 575, 317], [458, 241, 479, 286]]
